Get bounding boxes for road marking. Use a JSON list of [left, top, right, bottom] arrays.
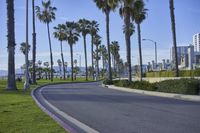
[[40, 87, 99, 133]]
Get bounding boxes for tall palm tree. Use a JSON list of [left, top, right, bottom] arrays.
[[65, 21, 80, 81], [6, 0, 17, 90], [24, 0, 30, 90], [110, 41, 120, 73], [93, 0, 118, 81], [132, 0, 147, 81], [169, 0, 179, 77], [53, 24, 67, 80], [57, 59, 62, 77], [32, 0, 37, 84], [119, 0, 135, 82], [93, 34, 101, 80], [99, 44, 107, 74], [88, 20, 99, 80], [78, 19, 90, 80], [35, 0, 57, 82]]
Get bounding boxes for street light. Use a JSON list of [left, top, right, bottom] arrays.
[[142, 39, 158, 65]]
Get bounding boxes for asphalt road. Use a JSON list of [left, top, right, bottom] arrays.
[[33, 82, 200, 133]]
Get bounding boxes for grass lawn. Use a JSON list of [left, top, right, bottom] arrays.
[[0, 77, 93, 133]]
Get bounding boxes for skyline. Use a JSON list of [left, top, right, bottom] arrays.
[[0, 0, 200, 70]]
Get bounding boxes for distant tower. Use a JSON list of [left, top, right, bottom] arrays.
[[193, 33, 200, 52]]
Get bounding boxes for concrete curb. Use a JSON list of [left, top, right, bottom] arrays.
[[31, 81, 100, 133], [31, 84, 78, 133], [103, 84, 200, 102]]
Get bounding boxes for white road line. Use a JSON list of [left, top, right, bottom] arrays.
[[40, 87, 99, 133]]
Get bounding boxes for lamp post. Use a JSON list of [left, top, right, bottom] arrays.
[[142, 39, 157, 65]]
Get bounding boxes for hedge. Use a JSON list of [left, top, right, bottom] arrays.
[[107, 79, 200, 95]]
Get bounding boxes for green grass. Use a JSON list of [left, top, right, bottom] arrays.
[[0, 77, 93, 133]]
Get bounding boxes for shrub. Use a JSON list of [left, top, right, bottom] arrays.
[[155, 79, 200, 95], [114, 80, 132, 87], [112, 79, 200, 95], [103, 79, 113, 85], [129, 81, 156, 91]]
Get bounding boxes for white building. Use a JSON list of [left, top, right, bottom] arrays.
[[193, 33, 200, 52]]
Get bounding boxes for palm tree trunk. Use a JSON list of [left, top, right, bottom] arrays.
[[124, 5, 132, 82], [47, 23, 54, 81], [137, 24, 143, 81], [169, 0, 179, 77], [91, 35, 94, 80], [113, 56, 116, 74], [6, 0, 17, 90], [97, 45, 99, 80], [102, 55, 105, 77], [83, 35, 88, 80], [32, 0, 37, 84], [60, 41, 66, 80], [70, 44, 74, 81], [106, 11, 112, 81], [24, 0, 30, 90]]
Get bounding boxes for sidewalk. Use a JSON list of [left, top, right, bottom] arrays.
[[103, 84, 200, 102]]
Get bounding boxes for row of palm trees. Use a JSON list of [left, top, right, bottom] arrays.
[[5, 0, 179, 91], [93, 0, 179, 82]]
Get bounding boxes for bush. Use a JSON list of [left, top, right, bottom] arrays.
[[129, 81, 156, 91], [115, 80, 132, 87], [112, 79, 200, 95], [103, 79, 113, 85], [155, 79, 200, 95]]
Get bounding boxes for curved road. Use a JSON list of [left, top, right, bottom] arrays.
[[33, 82, 200, 133]]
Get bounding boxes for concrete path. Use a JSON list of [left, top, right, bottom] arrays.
[[32, 82, 200, 133]]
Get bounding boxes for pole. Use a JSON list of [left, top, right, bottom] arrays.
[[24, 0, 30, 90]]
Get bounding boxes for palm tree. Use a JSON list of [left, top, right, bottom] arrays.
[[24, 0, 30, 90], [110, 41, 120, 73], [57, 59, 62, 78], [119, 0, 135, 82], [20, 42, 31, 55], [93, 34, 101, 80], [93, 0, 118, 81], [53, 24, 67, 80], [132, 0, 147, 81], [43, 62, 50, 80], [6, 0, 17, 90], [38, 60, 42, 67], [78, 19, 90, 80], [99, 44, 107, 76], [32, 0, 37, 84], [74, 59, 78, 80], [64, 62, 68, 76], [35, 0, 57, 82], [169, 0, 179, 77], [88, 20, 99, 80], [65, 21, 80, 81]]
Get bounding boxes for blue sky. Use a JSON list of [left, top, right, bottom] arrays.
[[0, 0, 200, 70]]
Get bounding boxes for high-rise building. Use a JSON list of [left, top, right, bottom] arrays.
[[171, 46, 188, 65], [193, 33, 200, 52]]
